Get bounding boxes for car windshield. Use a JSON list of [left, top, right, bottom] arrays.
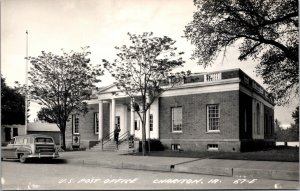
[[35, 137, 53, 143]]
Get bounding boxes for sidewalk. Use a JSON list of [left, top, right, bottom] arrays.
[[60, 151, 299, 181]]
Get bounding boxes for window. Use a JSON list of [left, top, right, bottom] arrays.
[[5, 128, 11, 141], [134, 120, 140, 130], [94, 112, 99, 134], [72, 114, 79, 134], [16, 138, 23, 144], [244, 109, 247, 133], [8, 138, 15, 145], [207, 104, 220, 132], [23, 138, 30, 144], [207, 144, 218, 151], [171, 144, 181, 150], [264, 114, 268, 135], [116, 116, 120, 129], [35, 138, 53, 143], [171, 107, 182, 132], [256, 103, 260, 135], [150, 114, 153, 131], [13, 128, 18, 137], [270, 116, 273, 135]]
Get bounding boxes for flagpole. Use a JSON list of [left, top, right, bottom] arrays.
[[25, 30, 28, 134]]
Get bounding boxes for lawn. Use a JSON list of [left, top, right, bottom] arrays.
[[130, 146, 299, 162]]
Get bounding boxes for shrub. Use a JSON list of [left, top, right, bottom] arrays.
[[138, 139, 164, 152]]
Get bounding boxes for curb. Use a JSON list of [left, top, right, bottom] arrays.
[[65, 159, 299, 181], [272, 170, 299, 181], [233, 168, 299, 181], [84, 160, 123, 168], [122, 162, 171, 172], [172, 166, 232, 176]]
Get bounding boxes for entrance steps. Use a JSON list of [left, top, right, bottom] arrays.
[[90, 140, 135, 153], [90, 140, 116, 151]]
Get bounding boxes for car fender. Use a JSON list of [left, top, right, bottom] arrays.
[[16, 146, 32, 157]]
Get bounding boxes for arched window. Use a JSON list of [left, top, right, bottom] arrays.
[[256, 103, 260, 135]]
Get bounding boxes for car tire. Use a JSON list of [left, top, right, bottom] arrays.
[[19, 154, 27, 163]]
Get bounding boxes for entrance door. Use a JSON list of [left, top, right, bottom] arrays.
[[116, 116, 120, 129]]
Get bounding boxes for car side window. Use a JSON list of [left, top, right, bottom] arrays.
[[23, 138, 29, 144], [15, 138, 23, 144]]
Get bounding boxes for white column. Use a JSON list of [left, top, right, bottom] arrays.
[[146, 96, 150, 139], [260, 104, 264, 137], [252, 99, 256, 139], [110, 98, 116, 134], [98, 100, 103, 141], [154, 98, 159, 139], [130, 99, 135, 135], [123, 105, 127, 134]]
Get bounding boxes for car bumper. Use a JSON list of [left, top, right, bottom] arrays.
[[27, 153, 59, 158]]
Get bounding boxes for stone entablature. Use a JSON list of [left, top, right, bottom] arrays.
[[96, 68, 274, 105]]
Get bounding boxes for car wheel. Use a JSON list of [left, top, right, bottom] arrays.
[[19, 154, 27, 163]]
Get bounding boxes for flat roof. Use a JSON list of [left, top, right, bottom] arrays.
[[27, 122, 60, 132]]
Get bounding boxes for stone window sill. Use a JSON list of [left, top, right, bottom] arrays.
[[172, 131, 183, 134], [206, 131, 221, 134]]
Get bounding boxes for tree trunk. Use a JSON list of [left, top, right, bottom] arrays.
[[141, 112, 147, 156], [60, 131, 66, 150], [59, 123, 66, 150]]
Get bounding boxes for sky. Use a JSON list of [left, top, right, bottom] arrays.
[[1, 0, 298, 125]]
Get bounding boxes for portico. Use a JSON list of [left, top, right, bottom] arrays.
[[96, 86, 160, 142]]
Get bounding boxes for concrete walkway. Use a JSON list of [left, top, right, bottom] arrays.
[[60, 151, 299, 181]]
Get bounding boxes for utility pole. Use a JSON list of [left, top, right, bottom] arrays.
[[25, 30, 28, 134]]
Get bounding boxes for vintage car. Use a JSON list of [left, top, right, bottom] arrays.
[[1, 134, 59, 163]]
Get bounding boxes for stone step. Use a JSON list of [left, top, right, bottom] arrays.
[[90, 140, 131, 152], [90, 148, 132, 152], [103, 147, 117, 150], [117, 149, 136, 154], [118, 146, 130, 150], [91, 148, 116, 151], [90, 149, 117, 152]]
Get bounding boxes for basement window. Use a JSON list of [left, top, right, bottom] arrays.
[[171, 144, 181, 151], [207, 144, 218, 151]]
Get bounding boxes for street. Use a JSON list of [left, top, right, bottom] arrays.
[[1, 159, 299, 190]]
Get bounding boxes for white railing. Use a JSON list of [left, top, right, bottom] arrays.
[[204, 72, 221, 82]]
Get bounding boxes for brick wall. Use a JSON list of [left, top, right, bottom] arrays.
[[159, 139, 241, 152], [239, 91, 253, 139], [264, 105, 275, 140], [239, 91, 275, 151], [66, 103, 110, 148], [159, 91, 240, 151]]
